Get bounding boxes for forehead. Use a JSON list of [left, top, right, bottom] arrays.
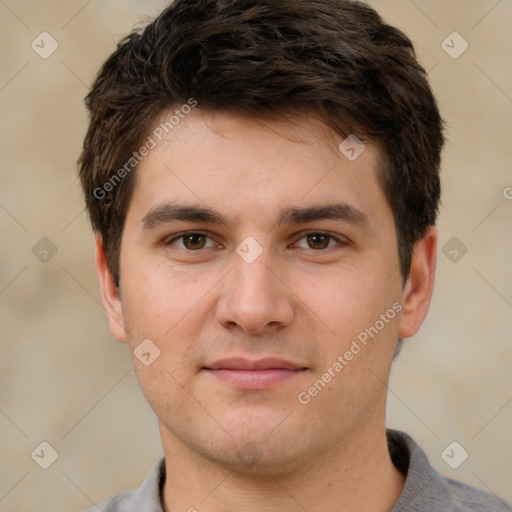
[[127, 109, 390, 230], [146, 108, 370, 163]]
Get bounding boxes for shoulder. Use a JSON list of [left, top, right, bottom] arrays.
[[388, 430, 512, 512], [82, 490, 136, 512], [415, 474, 512, 512], [81, 457, 166, 512], [439, 476, 512, 512]]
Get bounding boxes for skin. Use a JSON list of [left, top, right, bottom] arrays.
[[95, 110, 437, 512]]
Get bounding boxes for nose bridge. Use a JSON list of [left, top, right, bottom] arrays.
[[216, 243, 294, 332], [234, 251, 275, 299], [234, 238, 280, 302]]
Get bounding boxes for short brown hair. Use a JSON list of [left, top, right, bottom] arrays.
[[79, 0, 444, 287]]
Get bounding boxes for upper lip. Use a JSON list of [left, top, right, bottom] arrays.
[[204, 358, 306, 371]]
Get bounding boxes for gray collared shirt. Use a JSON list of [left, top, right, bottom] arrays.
[[85, 430, 511, 511]]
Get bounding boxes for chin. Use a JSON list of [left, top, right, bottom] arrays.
[[205, 438, 309, 477], [198, 418, 315, 476]]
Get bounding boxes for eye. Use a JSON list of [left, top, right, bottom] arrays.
[[294, 232, 344, 250], [167, 232, 216, 251]]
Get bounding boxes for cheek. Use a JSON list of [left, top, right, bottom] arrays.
[[295, 265, 401, 380], [123, 269, 206, 409], [292, 265, 394, 333], [120, 261, 225, 386], [120, 259, 208, 340], [132, 361, 198, 434]]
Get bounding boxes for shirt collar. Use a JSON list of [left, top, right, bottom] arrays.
[[133, 429, 431, 511]]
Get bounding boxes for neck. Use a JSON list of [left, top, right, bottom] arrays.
[[160, 421, 405, 512]]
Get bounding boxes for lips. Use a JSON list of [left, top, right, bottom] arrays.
[[204, 358, 305, 371], [203, 358, 307, 390]]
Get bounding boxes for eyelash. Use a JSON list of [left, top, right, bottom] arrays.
[[165, 231, 347, 251]]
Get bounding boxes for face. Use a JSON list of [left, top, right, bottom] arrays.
[[96, 110, 436, 475]]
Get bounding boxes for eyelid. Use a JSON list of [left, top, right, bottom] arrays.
[[164, 230, 349, 251], [165, 231, 218, 249], [292, 230, 349, 248]]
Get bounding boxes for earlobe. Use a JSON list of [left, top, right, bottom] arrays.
[[94, 235, 128, 343], [398, 227, 437, 339]]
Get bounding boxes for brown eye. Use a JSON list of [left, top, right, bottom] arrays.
[[306, 233, 331, 250], [294, 232, 343, 251], [183, 233, 207, 250], [167, 232, 214, 250]]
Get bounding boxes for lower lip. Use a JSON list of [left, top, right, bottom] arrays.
[[205, 368, 304, 389]]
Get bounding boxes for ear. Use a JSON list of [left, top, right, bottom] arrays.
[[398, 226, 437, 338], [94, 234, 128, 344]]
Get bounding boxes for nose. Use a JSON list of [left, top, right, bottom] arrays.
[[215, 249, 295, 334]]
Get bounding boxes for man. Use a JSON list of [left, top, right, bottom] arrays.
[[79, 0, 511, 510]]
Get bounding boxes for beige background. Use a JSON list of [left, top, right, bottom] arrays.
[[0, 1, 511, 510]]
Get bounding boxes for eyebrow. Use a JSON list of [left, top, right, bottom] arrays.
[[277, 203, 369, 227], [140, 202, 370, 231]]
